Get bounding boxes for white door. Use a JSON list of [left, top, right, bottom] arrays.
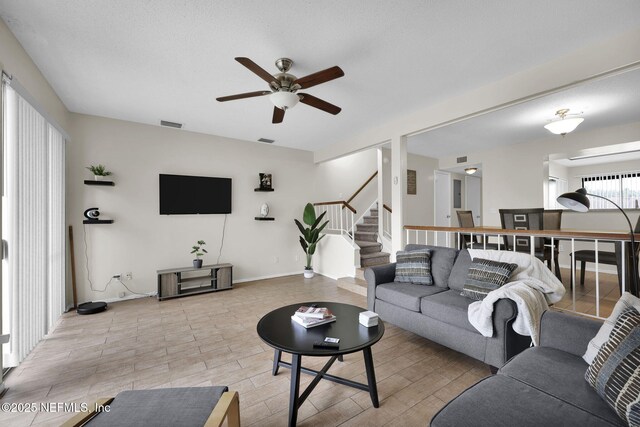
[[465, 176, 482, 225], [434, 171, 452, 247]]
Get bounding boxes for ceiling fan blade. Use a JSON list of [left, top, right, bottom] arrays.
[[299, 93, 341, 115], [216, 91, 271, 102], [235, 57, 279, 87], [272, 107, 285, 124], [294, 66, 344, 89]]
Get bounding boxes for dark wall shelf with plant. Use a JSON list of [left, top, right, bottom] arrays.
[[84, 180, 115, 186], [83, 219, 114, 224], [254, 188, 274, 192], [255, 217, 275, 221]]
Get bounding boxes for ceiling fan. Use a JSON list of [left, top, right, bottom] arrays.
[[216, 57, 344, 124]]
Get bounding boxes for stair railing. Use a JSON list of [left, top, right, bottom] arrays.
[[382, 204, 392, 239], [314, 171, 378, 238], [313, 201, 356, 237]]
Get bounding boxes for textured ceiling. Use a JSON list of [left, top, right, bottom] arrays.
[[1, 1, 639, 152]]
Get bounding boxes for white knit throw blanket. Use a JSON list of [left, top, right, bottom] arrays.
[[466, 249, 566, 346]]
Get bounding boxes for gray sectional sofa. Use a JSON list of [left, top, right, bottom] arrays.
[[365, 244, 531, 368], [430, 310, 622, 426]]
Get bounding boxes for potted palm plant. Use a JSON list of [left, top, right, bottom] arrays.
[[191, 240, 207, 268], [294, 203, 328, 278], [86, 164, 112, 181]]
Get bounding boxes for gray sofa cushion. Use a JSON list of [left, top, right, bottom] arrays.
[[430, 375, 622, 427], [420, 289, 478, 333], [376, 282, 445, 312], [405, 244, 457, 288], [85, 386, 228, 427], [447, 249, 471, 291], [500, 347, 622, 426]]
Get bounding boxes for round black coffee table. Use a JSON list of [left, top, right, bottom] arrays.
[[257, 302, 384, 427]]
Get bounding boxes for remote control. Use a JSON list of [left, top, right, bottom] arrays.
[[313, 341, 339, 348]]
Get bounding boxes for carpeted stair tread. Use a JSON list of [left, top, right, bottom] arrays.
[[360, 251, 390, 259], [356, 223, 378, 232], [355, 231, 378, 242]]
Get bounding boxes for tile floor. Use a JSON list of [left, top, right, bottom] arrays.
[[0, 274, 490, 426], [0, 268, 621, 426]]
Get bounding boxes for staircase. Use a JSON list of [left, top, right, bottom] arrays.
[[355, 205, 390, 268]]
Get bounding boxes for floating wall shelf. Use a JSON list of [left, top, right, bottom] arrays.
[[254, 188, 274, 192], [84, 180, 115, 186], [83, 219, 114, 224], [255, 217, 275, 221]]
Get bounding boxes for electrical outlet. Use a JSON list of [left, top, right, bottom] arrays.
[[118, 291, 125, 298], [124, 272, 132, 280]]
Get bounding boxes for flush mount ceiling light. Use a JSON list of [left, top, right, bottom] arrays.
[[544, 108, 584, 136], [269, 91, 300, 110], [465, 167, 478, 175]]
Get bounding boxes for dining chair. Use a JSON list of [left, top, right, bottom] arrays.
[[499, 208, 561, 279], [543, 209, 563, 280], [456, 210, 498, 249], [570, 215, 640, 294]]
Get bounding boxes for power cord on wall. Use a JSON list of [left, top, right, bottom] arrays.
[[217, 214, 228, 264], [82, 223, 149, 296]]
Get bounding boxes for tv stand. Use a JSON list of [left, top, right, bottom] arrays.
[[157, 263, 233, 301]]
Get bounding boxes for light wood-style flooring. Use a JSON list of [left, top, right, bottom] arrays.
[[0, 275, 491, 426]]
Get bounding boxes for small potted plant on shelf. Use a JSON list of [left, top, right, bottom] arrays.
[[86, 164, 112, 181], [191, 240, 207, 268], [294, 203, 328, 279]]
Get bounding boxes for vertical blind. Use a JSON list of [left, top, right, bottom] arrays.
[[2, 82, 66, 367], [582, 173, 640, 209]]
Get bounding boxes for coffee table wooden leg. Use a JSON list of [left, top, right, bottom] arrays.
[[289, 354, 302, 427], [273, 349, 282, 375], [363, 347, 379, 408], [338, 355, 344, 362]]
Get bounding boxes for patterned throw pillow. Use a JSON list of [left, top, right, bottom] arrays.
[[584, 292, 640, 364], [394, 249, 433, 285], [585, 307, 640, 427], [461, 258, 518, 301]]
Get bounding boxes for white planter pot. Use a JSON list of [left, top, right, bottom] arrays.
[[303, 269, 314, 279], [94, 175, 103, 181]]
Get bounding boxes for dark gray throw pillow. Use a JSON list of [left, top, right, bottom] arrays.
[[461, 257, 518, 301], [394, 249, 433, 285], [585, 307, 640, 427]]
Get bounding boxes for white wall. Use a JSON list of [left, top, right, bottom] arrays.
[[405, 155, 439, 226], [67, 114, 317, 303]]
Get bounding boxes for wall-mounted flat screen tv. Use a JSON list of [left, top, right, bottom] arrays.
[[159, 174, 232, 214]]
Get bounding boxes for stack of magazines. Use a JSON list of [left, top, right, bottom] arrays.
[[291, 306, 336, 328]]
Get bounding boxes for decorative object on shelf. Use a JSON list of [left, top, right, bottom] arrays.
[[557, 187, 638, 295], [83, 207, 100, 221], [294, 203, 328, 279], [260, 203, 270, 218], [191, 240, 207, 268], [465, 167, 478, 175], [259, 173, 272, 190], [544, 108, 584, 136], [86, 164, 112, 181]]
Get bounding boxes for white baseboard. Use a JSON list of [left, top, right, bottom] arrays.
[[233, 271, 302, 284]]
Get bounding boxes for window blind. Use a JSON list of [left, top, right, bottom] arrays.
[[2, 82, 66, 367], [582, 173, 640, 209]]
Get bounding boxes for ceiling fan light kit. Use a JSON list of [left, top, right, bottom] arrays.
[[544, 108, 584, 135], [270, 91, 299, 110], [217, 57, 344, 124]]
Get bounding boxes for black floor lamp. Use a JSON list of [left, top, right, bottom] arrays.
[[557, 188, 638, 296]]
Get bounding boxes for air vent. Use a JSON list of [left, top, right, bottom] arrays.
[[456, 156, 468, 164], [160, 120, 182, 129], [258, 138, 275, 144]]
